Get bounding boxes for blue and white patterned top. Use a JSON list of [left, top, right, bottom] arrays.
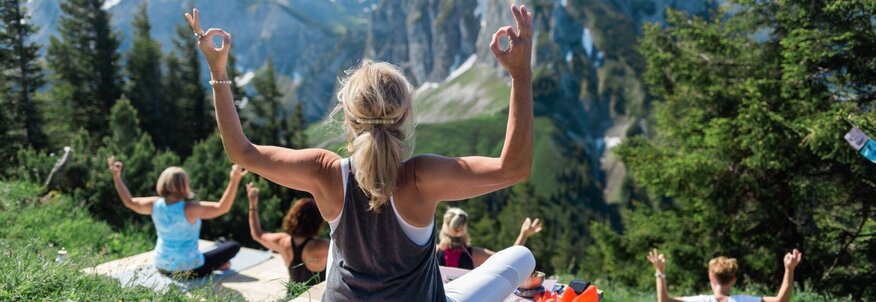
[[151, 198, 204, 271]]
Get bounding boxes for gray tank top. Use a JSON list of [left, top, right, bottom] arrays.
[[323, 159, 445, 301]]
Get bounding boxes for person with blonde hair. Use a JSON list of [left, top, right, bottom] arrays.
[[185, 3, 536, 301], [246, 183, 328, 286], [647, 249, 803, 302], [107, 156, 246, 277], [437, 207, 542, 269]]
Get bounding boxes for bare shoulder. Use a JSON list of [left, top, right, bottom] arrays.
[[279, 234, 293, 247], [309, 150, 344, 196], [472, 246, 496, 256], [406, 154, 452, 168], [307, 238, 331, 253], [310, 148, 343, 172], [403, 154, 453, 180]]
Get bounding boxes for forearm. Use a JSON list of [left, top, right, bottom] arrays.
[[514, 232, 528, 246], [656, 276, 672, 302], [210, 70, 257, 163], [499, 75, 534, 178], [217, 176, 241, 213], [775, 269, 795, 302], [112, 176, 137, 210], [248, 204, 263, 239]]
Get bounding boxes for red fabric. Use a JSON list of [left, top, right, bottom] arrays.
[[443, 248, 463, 268]]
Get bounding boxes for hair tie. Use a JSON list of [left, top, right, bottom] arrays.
[[355, 118, 397, 125]]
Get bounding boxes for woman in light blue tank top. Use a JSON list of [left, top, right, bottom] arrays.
[[108, 156, 247, 277]]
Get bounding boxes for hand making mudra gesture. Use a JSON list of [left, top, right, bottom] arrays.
[[489, 5, 533, 80], [184, 9, 231, 81], [183, 4, 539, 300]]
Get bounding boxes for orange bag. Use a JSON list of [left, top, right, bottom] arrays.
[[571, 285, 598, 302], [560, 285, 577, 302]]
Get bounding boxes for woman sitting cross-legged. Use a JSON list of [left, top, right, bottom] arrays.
[[246, 183, 328, 286], [108, 156, 245, 278], [647, 248, 803, 302], [185, 3, 537, 301], [437, 207, 542, 269]]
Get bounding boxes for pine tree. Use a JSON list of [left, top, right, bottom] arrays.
[[226, 52, 249, 107], [46, 0, 122, 138], [607, 3, 876, 297], [224, 51, 251, 127], [162, 52, 188, 155], [125, 0, 165, 146], [248, 59, 285, 146], [0, 0, 46, 153], [75, 98, 179, 226], [171, 22, 210, 155], [288, 101, 308, 149]]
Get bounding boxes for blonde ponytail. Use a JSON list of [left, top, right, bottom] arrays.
[[438, 208, 470, 250], [333, 60, 414, 211]]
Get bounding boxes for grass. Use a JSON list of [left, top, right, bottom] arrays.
[[0, 181, 247, 301], [413, 64, 511, 123]]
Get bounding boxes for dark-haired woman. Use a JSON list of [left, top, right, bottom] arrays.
[[246, 183, 328, 285]]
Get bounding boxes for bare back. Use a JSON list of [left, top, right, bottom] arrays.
[[277, 236, 330, 273]]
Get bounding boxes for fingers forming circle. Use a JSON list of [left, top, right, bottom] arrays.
[[491, 26, 517, 54]]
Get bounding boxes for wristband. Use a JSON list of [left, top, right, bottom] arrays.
[[655, 272, 665, 279]]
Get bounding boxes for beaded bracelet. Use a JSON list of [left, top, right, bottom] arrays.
[[209, 80, 232, 86]]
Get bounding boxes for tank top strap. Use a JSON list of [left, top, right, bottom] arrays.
[[290, 237, 312, 264]]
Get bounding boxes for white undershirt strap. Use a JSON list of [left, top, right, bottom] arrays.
[[330, 158, 432, 246]]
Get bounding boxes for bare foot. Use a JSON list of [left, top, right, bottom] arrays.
[[218, 262, 231, 270]]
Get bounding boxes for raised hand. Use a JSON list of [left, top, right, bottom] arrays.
[[184, 8, 231, 72], [648, 249, 667, 273], [520, 217, 543, 238], [230, 164, 248, 180], [783, 249, 803, 270], [107, 156, 123, 177], [246, 182, 260, 205], [490, 4, 533, 79]]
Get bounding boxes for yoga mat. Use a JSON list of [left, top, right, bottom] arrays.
[[108, 244, 273, 293]]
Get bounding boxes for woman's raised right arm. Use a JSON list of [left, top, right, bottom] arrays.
[[183, 9, 340, 200], [246, 183, 289, 253], [107, 156, 156, 215]]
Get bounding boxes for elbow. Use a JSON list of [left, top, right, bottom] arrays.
[[218, 206, 233, 216], [225, 142, 258, 167], [500, 155, 533, 185], [516, 165, 533, 182], [507, 162, 532, 184], [226, 148, 252, 167]]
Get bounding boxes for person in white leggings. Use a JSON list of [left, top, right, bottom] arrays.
[[444, 245, 535, 302], [187, 2, 536, 300]]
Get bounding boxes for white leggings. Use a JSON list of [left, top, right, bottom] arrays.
[[444, 245, 536, 302]]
